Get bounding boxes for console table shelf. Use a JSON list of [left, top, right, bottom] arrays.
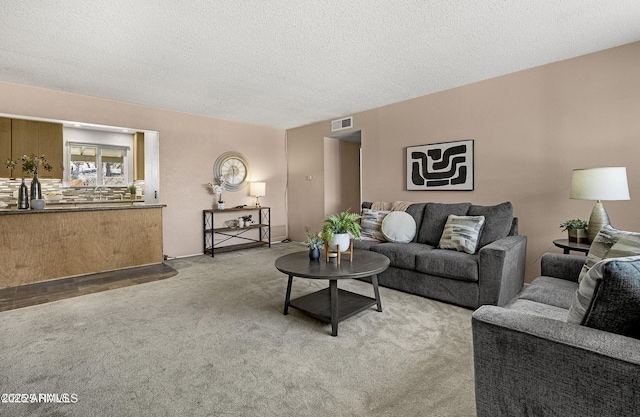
[[203, 207, 271, 257]]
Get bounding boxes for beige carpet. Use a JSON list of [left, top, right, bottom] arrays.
[[0, 243, 476, 416]]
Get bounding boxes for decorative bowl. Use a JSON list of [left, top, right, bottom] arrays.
[[31, 199, 46, 210], [44, 194, 63, 202]]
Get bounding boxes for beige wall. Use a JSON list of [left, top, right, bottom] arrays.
[[0, 82, 288, 258], [287, 41, 640, 282]]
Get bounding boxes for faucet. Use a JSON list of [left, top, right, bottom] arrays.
[[94, 186, 104, 201]]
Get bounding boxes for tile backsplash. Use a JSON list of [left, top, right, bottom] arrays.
[[0, 178, 145, 203]]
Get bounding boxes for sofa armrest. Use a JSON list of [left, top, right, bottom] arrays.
[[540, 252, 585, 282], [472, 305, 640, 417], [477, 235, 527, 307]]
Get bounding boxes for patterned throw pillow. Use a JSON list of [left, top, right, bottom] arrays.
[[360, 209, 390, 241], [439, 215, 485, 254], [578, 225, 640, 283], [568, 257, 612, 324]]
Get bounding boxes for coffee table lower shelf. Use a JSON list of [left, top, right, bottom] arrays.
[[288, 287, 378, 327]]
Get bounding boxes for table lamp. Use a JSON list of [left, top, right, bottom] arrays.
[[249, 181, 266, 207], [570, 167, 630, 242]]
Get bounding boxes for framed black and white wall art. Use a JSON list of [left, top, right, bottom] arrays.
[[406, 139, 474, 191]]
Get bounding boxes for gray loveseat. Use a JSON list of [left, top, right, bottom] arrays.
[[353, 201, 527, 309], [472, 253, 640, 417]]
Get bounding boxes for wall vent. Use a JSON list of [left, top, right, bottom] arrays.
[[331, 116, 353, 132]]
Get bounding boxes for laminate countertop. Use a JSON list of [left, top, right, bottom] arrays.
[[0, 202, 165, 215]]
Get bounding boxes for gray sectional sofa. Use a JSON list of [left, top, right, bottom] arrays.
[[472, 252, 640, 417], [353, 201, 527, 309]]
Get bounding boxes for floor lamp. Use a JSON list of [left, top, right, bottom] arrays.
[[570, 167, 630, 243]]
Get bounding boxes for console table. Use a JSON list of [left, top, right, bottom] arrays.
[[203, 206, 270, 256]]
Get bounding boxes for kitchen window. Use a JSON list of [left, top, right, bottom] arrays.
[[68, 143, 129, 187]]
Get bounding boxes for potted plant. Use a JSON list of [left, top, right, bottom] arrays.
[[305, 231, 324, 260], [208, 174, 228, 210], [320, 210, 362, 253], [208, 184, 225, 209], [242, 214, 252, 227], [560, 219, 588, 243]]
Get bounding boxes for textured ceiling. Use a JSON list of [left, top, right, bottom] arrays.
[[1, 1, 640, 129]]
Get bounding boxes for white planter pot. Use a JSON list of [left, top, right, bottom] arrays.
[[217, 202, 225, 210], [328, 233, 351, 253]]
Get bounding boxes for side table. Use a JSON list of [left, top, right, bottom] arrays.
[[553, 239, 590, 255]]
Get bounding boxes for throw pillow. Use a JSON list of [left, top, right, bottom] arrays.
[[578, 225, 640, 283], [360, 209, 390, 241], [417, 202, 471, 246], [466, 202, 513, 248], [568, 256, 640, 340], [567, 257, 611, 324], [438, 215, 485, 254], [381, 211, 416, 243]]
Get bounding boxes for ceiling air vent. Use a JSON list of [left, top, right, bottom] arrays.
[[331, 116, 353, 132]]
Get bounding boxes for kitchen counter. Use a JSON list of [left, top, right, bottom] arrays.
[[0, 202, 164, 215], [0, 204, 166, 288]]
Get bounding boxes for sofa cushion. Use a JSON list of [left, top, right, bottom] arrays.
[[417, 202, 471, 246], [518, 276, 577, 310], [505, 298, 570, 321], [578, 225, 640, 282], [360, 209, 390, 241], [404, 203, 427, 242], [466, 202, 514, 248], [438, 214, 485, 254], [415, 249, 479, 282], [371, 242, 433, 270], [381, 211, 416, 243], [352, 239, 381, 251], [568, 257, 611, 324], [568, 256, 640, 339]]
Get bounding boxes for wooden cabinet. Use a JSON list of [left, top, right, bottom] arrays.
[[133, 131, 145, 180], [203, 207, 271, 256], [0, 117, 11, 178], [10, 119, 63, 179], [36, 122, 64, 179]]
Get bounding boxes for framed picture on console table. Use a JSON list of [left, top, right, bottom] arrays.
[[406, 139, 474, 191]]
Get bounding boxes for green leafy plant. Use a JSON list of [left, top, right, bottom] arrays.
[[5, 154, 53, 176], [559, 219, 588, 232], [320, 210, 362, 243], [305, 231, 324, 250], [242, 214, 252, 223]]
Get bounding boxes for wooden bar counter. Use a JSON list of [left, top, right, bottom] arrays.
[[0, 204, 165, 289]]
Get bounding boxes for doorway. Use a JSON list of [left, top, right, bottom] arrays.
[[324, 130, 361, 216]]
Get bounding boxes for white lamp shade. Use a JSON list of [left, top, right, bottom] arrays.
[[570, 167, 630, 201], [249, 181, 266, 197]]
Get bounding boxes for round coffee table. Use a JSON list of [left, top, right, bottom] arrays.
[[275, 249, 390, 336]]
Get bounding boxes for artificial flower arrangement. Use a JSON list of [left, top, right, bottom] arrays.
[[5, 154, 53, 176], [207, 174, 228, 203], [305, 231, 324, 250]]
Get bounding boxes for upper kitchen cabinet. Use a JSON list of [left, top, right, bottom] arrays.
[[11, 119, 63, 179], [133, 131, 145, 180], [0, 117, 11, 178]]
